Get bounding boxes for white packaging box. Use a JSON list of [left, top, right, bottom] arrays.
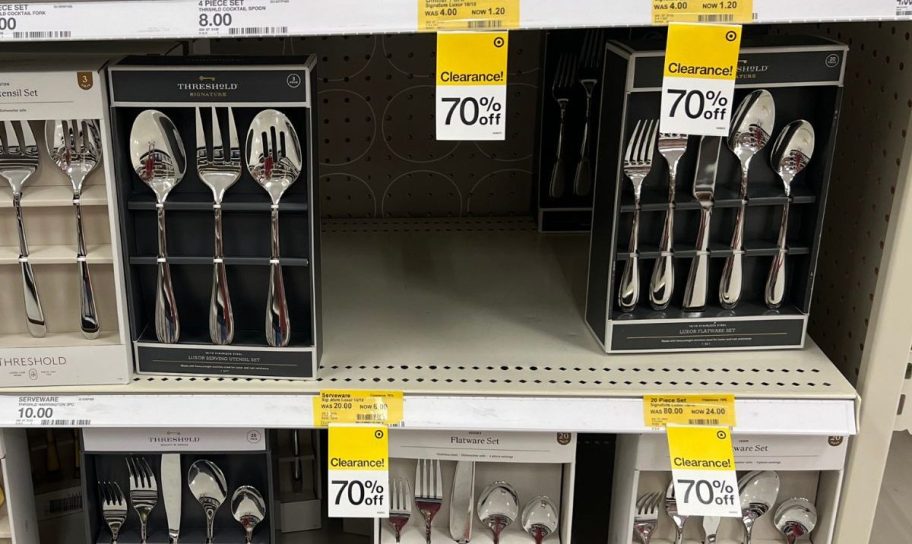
[[609, 434, 848, 544], [374, 430, 577, 544], [82, 427, 267, 452], [0, 59, 131, 387]]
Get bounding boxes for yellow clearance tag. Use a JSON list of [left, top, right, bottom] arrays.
[[643, 394, 736, 428], [419, 0, 520, 31], [652, 0, 753, 24], [666, 425, 740, 516], [327, 425, 389, 517], [313, 390, 403, 427]]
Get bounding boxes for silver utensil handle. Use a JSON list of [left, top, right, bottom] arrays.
[[266, 205, 290, 347], [649, 204, 675, 310], [209, 205, 234, 345], [140, 521, 147, 543], [155, 203, 180, 343], [573, 88, 595, 197], [618, 206, 640, 311], [204, 505, 216, 544], [292, 429, 302, 481], [548, 101, 568, 199], [674, 528, 684, 544], [169, 533, 179, 544], [705, 535, 716, 544], [74, 198, 100, 339], [765, 199, 790, 308], [683, 207, 712, 310], [719, 202, 746, 309], [14, 194, 45, 337]]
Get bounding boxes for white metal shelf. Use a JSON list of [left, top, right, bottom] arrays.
[[0, 219, 857, 435], [0, 0, 908, 43]]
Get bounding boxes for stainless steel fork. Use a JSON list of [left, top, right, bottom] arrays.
[[548, 53, 577, 199], [389, 477, 411, 543], [415, 458, 443, 544], [99, 480, 128, 544], [126, 457, 158, 544], [650, 131, 688, 310], [618, 119, 658, 312], [573, 29, 605, 197], [0, 121, 46, 337], [665, 481, 688, 544], [196, 107, 241, 345], [632, 491, 662, 544]]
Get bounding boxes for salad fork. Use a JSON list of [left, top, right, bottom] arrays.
[[99, 481, 128, 544], [548, 53, 577, 199], [650, 131, 688, 310], [196, 106, 241, 345], [126, 456, 158, 544], [632, 491, 662, 544], [415, 458, 443, 544], [0, 121, 46, 337], [618, 119, 658, 312], [389, 478, 411, 543], [573, 29, 604, 197], [665, 481, 688, 544]]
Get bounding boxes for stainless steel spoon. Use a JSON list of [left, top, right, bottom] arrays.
[[720, 90, 775, 309], [246, 109, 303, 347], [739, 471, 780, 544], [765, 120, 815, 309], [129, 110, 186, 343], [231, 485, 267, 544], [46, 119, 103, 339], [188, 459, 227, 544], [773, 498, 817, 544]]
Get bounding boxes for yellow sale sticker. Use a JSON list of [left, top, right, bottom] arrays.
[[643, 394, 736, 428], [419, 0, 520, 31], [667, 425, 736, 471], [664, 23, 741, 81], [327, 425, 390, 517], [652, 0, 753, 24], [328, 425, 389, 471], [666, 425, 741, 516], [437, 31, 509, 87], [313, 390, 404, 427]]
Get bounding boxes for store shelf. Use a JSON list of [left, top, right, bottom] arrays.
[[0, 0, 908, 43], [872, 431, 912, 541], [0, 219, 857, 435]]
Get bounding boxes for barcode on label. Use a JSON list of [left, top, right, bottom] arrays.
[[227, 26, 288, 36], [696, 14, 734, 22], [356, 413, 380, 422], [38, 419, 91, 426], [11, 30, 72, 39], [688, 418, 721, 425], [467, 20, 503, 28], [48, 494, 82, 515]]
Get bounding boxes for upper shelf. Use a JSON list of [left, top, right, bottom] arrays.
[[0, 0, 907, 42]]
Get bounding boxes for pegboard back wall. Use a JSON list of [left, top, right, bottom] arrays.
[[209, 32, 542, 218]]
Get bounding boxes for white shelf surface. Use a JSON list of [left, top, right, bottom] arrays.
[[0, 0, 907, 42], [873, 431, 912, 541], [0, 219, 857, 435]]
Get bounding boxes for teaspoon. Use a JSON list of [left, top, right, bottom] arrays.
[[774, 498, 817, 544], [232, 485, 267, 543], [188, 460, 228, 544], [739, 471, 780, 544]]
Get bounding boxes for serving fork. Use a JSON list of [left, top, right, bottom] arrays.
[[126, 456, 158, 544], [415, 458, 443, 544], [573, 29, 605, 197], [618, 119, 658, 312], [196, 106, 241, 345], [0, 121, 46, 337], [632, 491, 662, 544], [650, 131, 688, 310], [548, 53, 577, 199], [665, 482, 688, 544], [99, 480, 128, 544], [389, 477, 411, 543]]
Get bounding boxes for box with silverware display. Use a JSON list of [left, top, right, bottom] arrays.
[[373, 430, 576, 544], [608, 433, 848, 544], [107, 57, 320, 378], [0, 59, 132, 387], [585, 36, 847, 352], [81, 427, 275, 543]]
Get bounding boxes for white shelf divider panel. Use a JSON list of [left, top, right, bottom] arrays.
[[0, 219, 857, 435], [0, 0, 908, 42]]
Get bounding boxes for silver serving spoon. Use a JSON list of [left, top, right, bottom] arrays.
[[231, 485, 267, 544], [720, 90, 775, 309], [188, 460, 228, 544], [46, 119, 103, 339], [246, 109, 303, 347], [765, 120, 815, 309], [773, 498, 817, 544], [739, 471, 780, 544], [129, 110, 186, 343]]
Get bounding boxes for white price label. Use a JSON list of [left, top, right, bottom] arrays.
[[195, 0, 292, 37], [0, 3, 72, 40], [328, 425, 389, 518], [660, 23, 741, 136], [15, 395, 93, 427]]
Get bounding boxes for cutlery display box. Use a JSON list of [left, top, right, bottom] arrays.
[[609, 433, 848, 544], [374, 430, 577, 544], [273, 429, 322, 533], [81, 427, 276, 543], [0, 59, 132, 387], [107, 56, 321, 378], [585, 37, 847, 352]]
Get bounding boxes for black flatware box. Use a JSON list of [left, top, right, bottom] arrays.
[[585, 36, 847, 353], [107, 56, 321, 377]]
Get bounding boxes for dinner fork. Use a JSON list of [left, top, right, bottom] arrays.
[[573, 28, 605, 197], [415, 458, 443, 544], [650, 131, 688, 310], [0, 121, 46, 337], [549, 53, 577, 199], [665, 482, 688, 544], [389, 478, 411, 543], [126, 457, 158, 544], [99, 481, 128, 544], [618, 119, 658, 312], [632, 491, 662, 544], [196, 106, 241, 345]]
